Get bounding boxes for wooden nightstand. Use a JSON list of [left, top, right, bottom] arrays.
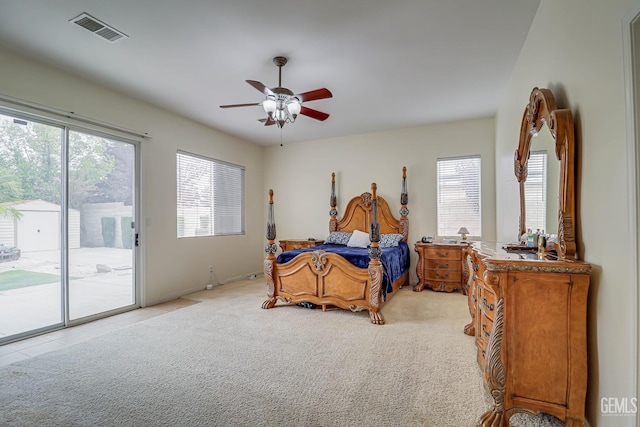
[[278, 239, 324, 252], [413, 242, 470, 292]]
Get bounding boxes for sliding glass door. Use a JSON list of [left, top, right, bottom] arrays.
[[0, 113, 64, 338], [0, 110, 139, 343], [67, 130, 136, 320]]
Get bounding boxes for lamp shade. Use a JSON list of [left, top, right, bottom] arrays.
[[262, 98, 276, 114], [286, 99, 301, 118], [457, 227, 470, 235]]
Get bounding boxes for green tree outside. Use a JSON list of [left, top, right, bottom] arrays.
[[0, 116, 127, 212]]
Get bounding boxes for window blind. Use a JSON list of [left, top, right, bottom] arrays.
[[524, 151, 547, 232], [436, 156, 481, 237], [176, 151, 244, 237]]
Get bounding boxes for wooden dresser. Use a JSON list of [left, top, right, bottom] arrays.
[[413, 242, 469, 292], [464, 244, 590, 426], [465, 87, 590, 425], [278, 239, 324, 252]]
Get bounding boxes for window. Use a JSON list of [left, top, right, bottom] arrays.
[[176, 151, 244, 237], [436, 156, 481, 237], [524, 151, 547, 232]]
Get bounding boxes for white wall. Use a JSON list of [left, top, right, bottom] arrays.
[[0, 45, 265, 305], [263, 117, 496, 283], [496, 1, 637, 425]]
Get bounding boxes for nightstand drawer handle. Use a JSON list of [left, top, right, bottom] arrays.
[[435, 272, 449, 279], [436, 252, 449, 257], [435, 262, 449, 269]]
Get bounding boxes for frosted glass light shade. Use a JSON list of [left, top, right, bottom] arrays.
[[262, 98, 276, 114], [286, 100, 301, 118]]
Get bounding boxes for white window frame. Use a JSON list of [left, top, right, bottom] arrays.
[[176, 150, 245, 238], [524, 150, 547, 233], [436, 155, 482, 238]]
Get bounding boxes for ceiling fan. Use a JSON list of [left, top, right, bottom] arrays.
[[220, 56, 333, 128]]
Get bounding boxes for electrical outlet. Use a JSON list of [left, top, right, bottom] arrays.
[[209, 266, 214, 272]]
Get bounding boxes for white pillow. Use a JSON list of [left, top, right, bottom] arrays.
[[347, 229, 370, 248]]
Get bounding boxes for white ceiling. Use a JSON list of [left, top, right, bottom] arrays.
[[0, 0, 540, 146]]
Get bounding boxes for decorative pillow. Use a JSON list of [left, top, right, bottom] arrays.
[[324, 231, 352, 245], [347, 229, 370, 248], [380, 233, 404, 248]]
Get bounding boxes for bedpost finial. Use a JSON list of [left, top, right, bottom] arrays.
[[330, 172, 337, 210], [400, 166, 408, 208], [371, 183, 377, 199], [269, 189, 274, 204]]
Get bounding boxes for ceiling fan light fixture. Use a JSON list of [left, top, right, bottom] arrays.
[[262, 98, 277, 114], [286, 99, 301, 120], [220, 56, 332, 130]]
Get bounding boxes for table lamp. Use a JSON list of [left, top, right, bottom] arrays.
[[457, 227, 470, 241]]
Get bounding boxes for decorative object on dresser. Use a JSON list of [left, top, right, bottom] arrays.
[[263, 167, 410, 325], [278, 239, 324, 252], [413, 242, 470, 293], [457, 226, 469, 241], [466, 87, 591, 427]]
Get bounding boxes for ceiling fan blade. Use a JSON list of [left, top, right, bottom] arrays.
[[294, 88, 333, 102], [258, 117, 276, 126], [220, 102, 261, 108], [246, 80, 274, 96], [300, 106, 330, 121]]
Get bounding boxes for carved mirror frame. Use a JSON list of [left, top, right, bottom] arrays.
[[514, 87, 576, 259]]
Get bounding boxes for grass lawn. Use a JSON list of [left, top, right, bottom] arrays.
[[0, 270, 61, 291]]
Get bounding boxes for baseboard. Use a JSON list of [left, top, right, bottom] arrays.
[[143, 272, 264, 306], [218, 271, 263, 285]]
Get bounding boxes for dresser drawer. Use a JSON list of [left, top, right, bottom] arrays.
[[479, 313, 493, 341], [423, 258, 460, 270], [479, 285, 496, 320], [423, 247, 461, 261], [424, 269, 461, 282]]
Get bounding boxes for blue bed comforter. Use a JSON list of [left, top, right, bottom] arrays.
[[276, 242, 410, 297]]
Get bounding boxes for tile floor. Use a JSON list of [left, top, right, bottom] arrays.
[[0, 297, 199, 368]]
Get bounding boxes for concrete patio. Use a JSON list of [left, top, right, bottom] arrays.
[[0, 248, 135, 339]]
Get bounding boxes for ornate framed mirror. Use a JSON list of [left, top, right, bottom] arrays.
[[514, 87, 576, 259]]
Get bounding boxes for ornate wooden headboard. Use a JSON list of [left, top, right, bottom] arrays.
[[328, 167, 409, 242]]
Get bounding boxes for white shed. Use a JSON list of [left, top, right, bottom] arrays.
[[0, 200, 80, 252]]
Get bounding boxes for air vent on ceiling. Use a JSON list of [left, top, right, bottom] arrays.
[[70, 13, 128, 42]]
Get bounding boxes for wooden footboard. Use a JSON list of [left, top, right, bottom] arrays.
[[263, 250, 407, 324], [263, 168, 409, 325]]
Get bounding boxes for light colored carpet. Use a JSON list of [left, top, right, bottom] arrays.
[[0, 279, 564, 426]]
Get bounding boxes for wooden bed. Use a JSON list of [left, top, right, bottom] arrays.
[[262, 168, 410, 325]]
